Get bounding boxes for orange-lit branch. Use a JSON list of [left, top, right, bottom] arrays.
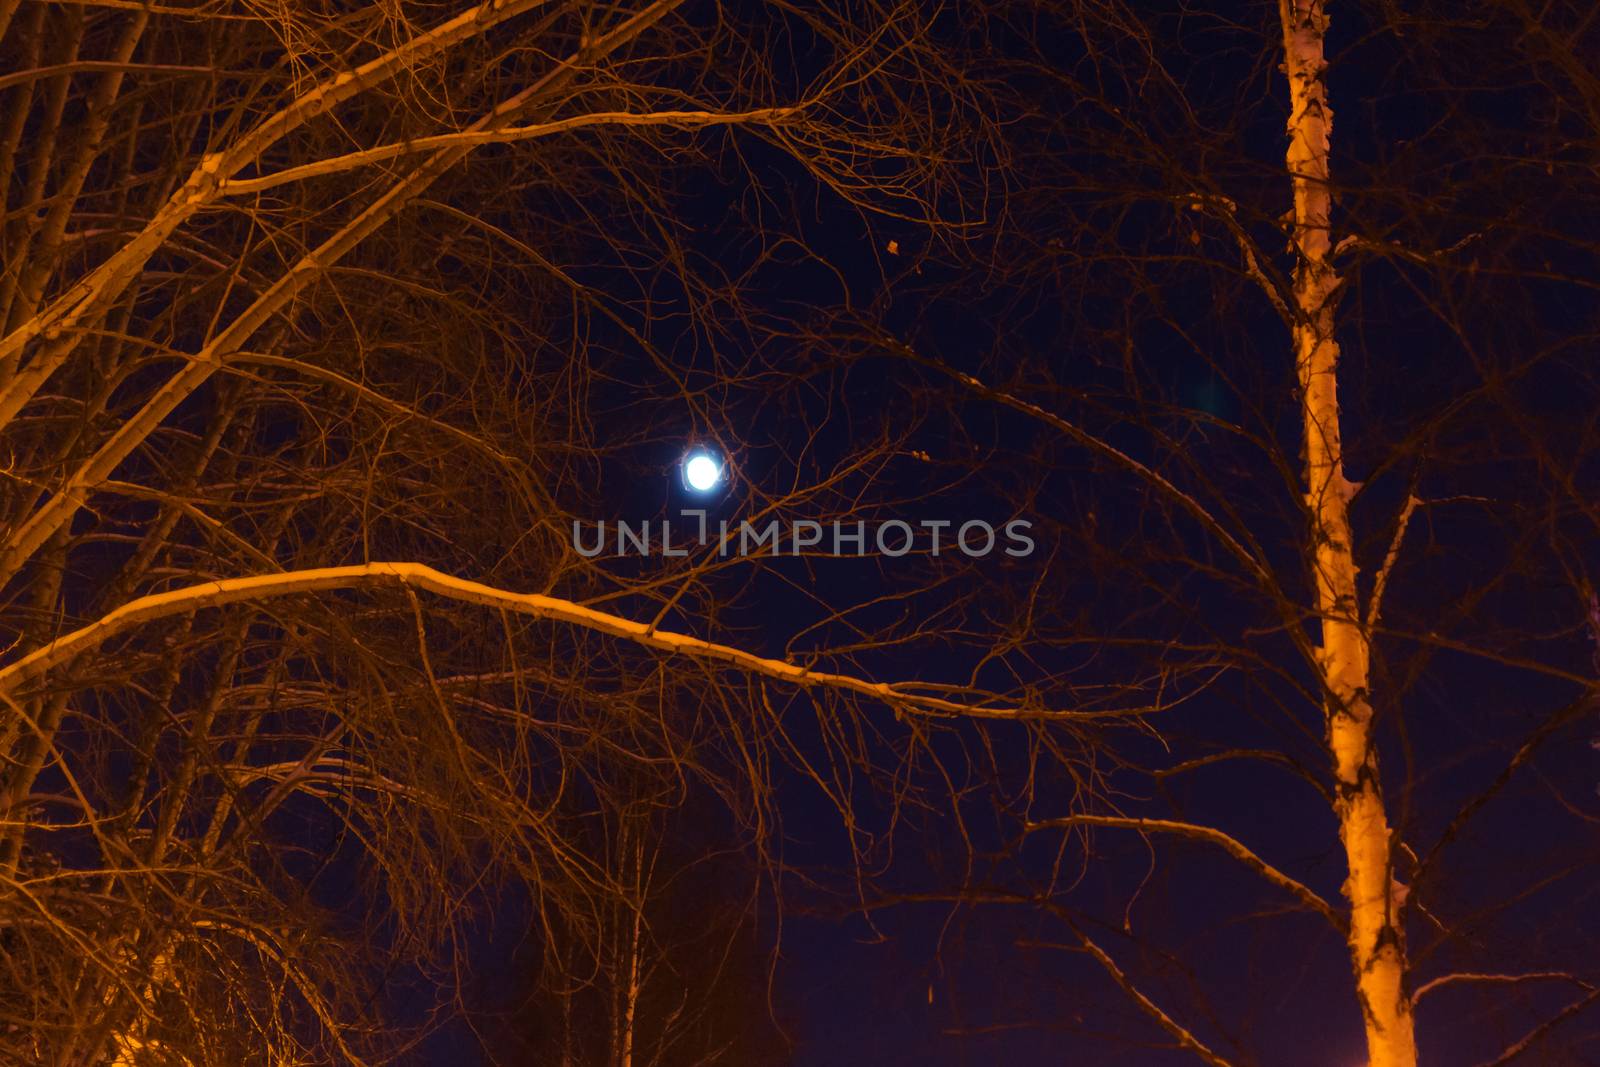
[[0, 0, 559, 427], [0, 0, 686, 585], [1411, 971, 1593, 1007], [218, 108, 800, 197], [0, 562, 1068, 722], [1026, 814, 1341, 927]]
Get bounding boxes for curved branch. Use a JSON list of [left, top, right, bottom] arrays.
[[1413, 971, 1593, 1007], [1067, 919, 1240, 1067], [219, 107, 799, 196], [0, 561, 1077, 722], [0, 0, 686, 584], [1027, 814, 1343, 929], [1151, 749, 1331, 802], [0, 62, 215, 98], [1366, 492, 1419, 630], [1475, 988, 1600, 1067], [904, 347, 1277, 591], [1413, 694, 1594, 889], [0, 0, 560, 427]]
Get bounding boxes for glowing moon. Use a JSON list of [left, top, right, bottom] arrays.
[[682, 451, 723, 493]]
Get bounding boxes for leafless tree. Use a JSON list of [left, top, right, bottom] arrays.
[[816, 1, 1600, 1063], [9, 1, 1594, 1064], [0, 1, 1006, 1062]]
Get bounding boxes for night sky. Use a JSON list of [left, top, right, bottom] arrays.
[[1, 0, 1597, 1065], [435, 3, 1600, 1062]]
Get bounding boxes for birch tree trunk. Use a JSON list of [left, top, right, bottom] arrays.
[[618, 830, 645, 1067], [1279, 2, 1417, 1064]]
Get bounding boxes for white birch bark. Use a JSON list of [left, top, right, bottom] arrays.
[[1278, 2, 1417, 1064]]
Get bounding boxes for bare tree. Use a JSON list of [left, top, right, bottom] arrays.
[[473, 775, 782, 1067], [825, 1, 1600, 1063], [8, 0, 1595, 1064], [0, 1, 1001, 1062]]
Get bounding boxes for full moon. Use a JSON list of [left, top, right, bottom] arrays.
[[682, 451, 723, 493]]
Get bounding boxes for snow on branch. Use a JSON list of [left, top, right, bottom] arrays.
[[0, 562, 1084, 723]]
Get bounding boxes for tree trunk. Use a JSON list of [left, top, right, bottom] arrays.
[[1278, 1, 1417, 1064], [619, 830, 645, 1067]]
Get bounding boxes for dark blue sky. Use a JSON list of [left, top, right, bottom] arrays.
[[411, 1, 1600, 1063]]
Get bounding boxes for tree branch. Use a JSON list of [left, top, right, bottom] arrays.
[[218, 108, 799, 196], [1067, 920, 1241, 1067], [1366, 492, 1418, 630], [0, 561, 1077, 722], [903, 347, 1277, 591], [1413, 970, 1593, 1007], [0, 0, 559, 429], [1027, 814, 1343, 929], [1474, 988, 1600, 1067], [0, 0, 686, 584]]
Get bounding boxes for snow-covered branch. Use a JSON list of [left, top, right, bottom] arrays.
[[0, 562, 1074, 722]]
